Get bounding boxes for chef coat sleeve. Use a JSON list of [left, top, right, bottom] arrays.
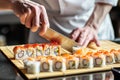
[[95, 0, 118, 6]]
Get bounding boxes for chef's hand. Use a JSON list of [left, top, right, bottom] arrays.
[[70, 26, 100, 47], [11, 0, 49, 35], [70, 3, 112, 47]]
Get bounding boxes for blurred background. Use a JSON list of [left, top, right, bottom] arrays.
[[0, 1, 120, 46]]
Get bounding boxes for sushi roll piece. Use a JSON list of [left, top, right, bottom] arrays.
[[50, 42, 61, 56], [23, 57, 35, 68], [24, 44, 36, 58], [103, 50, 115, 65], [40, 57, 53, 72], [110, 49, 120, 63], [26, 60, 40, 74], [13, 46, 26, 60], [73, 52, 84, 69], [43, 43, 51, 56], [80, 55, 93, 68], [32, 43, 44, 56], [72, 45, 82, 53], [93, 52, 106, 67], [65, 55, 79, 69], [52, 56, 66, 72]]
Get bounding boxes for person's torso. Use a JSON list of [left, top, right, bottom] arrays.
[[32, 0, 114, 40]]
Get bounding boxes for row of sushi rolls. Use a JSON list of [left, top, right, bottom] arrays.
[[13, 42, 120, 74]]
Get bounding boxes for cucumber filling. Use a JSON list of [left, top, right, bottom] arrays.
[[68, 60, 75, 69]]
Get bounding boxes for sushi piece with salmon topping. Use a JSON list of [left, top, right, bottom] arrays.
[[38, 56, 53, 72], [23, 57, 36, 68], [13, 46, 26, 60], [32, 43, 44, 56], [93, 52, 106, 67], [103, 50, 115, 65], [110, 49, 120, 63], [63, 55, 79, 69], [49, 42, 61, 56], [52, 56, 66, 72], [22, 57, 40, 74], [26, 61, 40, 74], [80, 55, 93, 68], [42, 43, 51, 56], [24, 44, 36, 58]]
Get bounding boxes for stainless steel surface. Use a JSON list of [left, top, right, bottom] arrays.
[[41, 28, 79, 52]]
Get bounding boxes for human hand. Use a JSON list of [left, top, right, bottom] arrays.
[[70, 26, 100, 47], [11, 0, 49, 35]]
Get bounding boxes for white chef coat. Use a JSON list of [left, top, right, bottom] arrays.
[[28, 0, 118, 43]]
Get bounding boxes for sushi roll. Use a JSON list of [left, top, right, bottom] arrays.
[[93, 52, 106, 67], [80, 55, 93, 68], [23, 57, 35, 68], [32, 43, 44, 56], [73, 52, 83, 69], [72, 45, 82, 54], [103, 50, 115, 65], [40, 56, 53, 72], [52, 56, 66, 72], [24, 44, 36, 58], [13, 46, 26, 60], [26, 61, 40, 74], [65, 55, 79, 69], [43, 43, 51, 56], [50, 42, 61, 56], [110, 49, 120, 63]]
